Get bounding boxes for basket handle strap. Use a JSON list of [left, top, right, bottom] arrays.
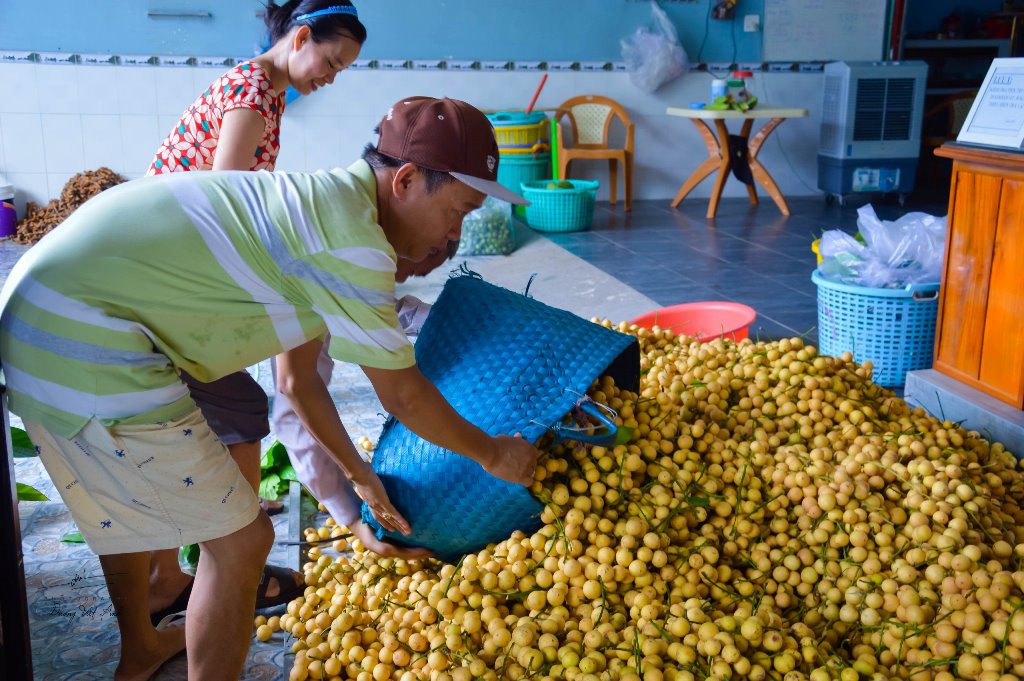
[[546, 397, 620, 446], [905, 282, 939, 301]]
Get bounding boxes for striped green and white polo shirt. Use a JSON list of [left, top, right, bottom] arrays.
[[0, 160, 414, 439]]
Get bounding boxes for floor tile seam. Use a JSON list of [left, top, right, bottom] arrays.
[[754, 311, 817, 339], [763, 279, 818, 299]]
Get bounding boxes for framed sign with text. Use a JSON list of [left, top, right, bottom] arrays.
[[958, 58, 1024, 149]]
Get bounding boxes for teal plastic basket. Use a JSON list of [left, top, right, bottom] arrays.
[[520, 179, 599, 233], [497, 154, 550, 197], [812, 270, 939, 388]]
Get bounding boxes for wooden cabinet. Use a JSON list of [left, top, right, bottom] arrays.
[[933, 143, 1024, 408]]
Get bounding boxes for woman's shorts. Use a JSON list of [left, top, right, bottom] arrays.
[[180, 369, 270, 446]]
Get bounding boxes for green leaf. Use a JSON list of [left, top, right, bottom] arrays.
[[179, 543, 200, 567], [61, 531, 85, 543], [16, 482, 48, 501], [277, 464, 298, 481], [685, 496, 710, 507], [614, 426, 635, 446], [11, 427, 37, 458], [259, 473, 281, 501]]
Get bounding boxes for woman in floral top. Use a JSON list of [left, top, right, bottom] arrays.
[[142, 0, 366, 651], [148, 61, 285, 173], [148, 0, 363, 175]]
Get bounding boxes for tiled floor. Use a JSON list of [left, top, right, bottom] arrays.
[[10, 192, 950, 679], [553, 194, 949, 344]]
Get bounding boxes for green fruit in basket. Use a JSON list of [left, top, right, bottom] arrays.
[[544, 180, 575, 190]]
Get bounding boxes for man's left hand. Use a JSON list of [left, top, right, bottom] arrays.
[[349, 520, 434, 560]]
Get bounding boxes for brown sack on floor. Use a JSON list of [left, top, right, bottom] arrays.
[[15, 168, 126, 245]]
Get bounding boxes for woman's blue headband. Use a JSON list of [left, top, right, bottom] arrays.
[[295, 5, 358, 22]]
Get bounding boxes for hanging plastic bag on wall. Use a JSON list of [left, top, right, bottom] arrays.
[[818, 204, 947, 288], [620, 1, 688, 93]]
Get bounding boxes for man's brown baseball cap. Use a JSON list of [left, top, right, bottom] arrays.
[[376, 96, 529, 205]]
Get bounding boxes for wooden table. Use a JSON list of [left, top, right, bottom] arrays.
[[666, 106, 808, 218]]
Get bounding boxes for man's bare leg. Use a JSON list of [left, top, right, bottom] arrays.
[[187, 512, 274, 679], [99, 552, 186, 681], [148, 440, 294, 615]]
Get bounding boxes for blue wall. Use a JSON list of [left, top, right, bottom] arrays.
[[1, 0, 765, 63]]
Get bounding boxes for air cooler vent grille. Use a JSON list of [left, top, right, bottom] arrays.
[[854, 77, 915, 142]]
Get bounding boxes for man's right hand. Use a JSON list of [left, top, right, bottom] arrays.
[[481, 434, 539, 486]]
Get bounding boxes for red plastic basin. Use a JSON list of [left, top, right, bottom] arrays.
[[630, 302, 757, 342]]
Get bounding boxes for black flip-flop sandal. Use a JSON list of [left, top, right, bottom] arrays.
[[150, 578, 194, 628], [254, 564, 305, 610], [259, 498, 285, 517]]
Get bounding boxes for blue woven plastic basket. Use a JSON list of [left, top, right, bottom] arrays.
[[813, 270, 939, 388], [361, 271, 639, 561], [520, 179, 599, 233]]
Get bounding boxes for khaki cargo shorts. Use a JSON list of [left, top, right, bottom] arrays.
[[26, 408, 260, 555]]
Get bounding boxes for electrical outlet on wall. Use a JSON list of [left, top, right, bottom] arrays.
[[744, 15, 761, 32]]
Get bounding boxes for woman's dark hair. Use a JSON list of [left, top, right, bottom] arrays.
[[265, 1, 367, 45], [362, 142, 458, 194]]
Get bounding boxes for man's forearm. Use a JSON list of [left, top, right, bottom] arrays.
[[364, 365, 495, 469]]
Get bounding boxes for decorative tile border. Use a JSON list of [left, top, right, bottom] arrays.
[[0, 49, 834, 73]]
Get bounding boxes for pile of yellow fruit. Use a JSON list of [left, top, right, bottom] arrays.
[[256, 322, 1024, 681]]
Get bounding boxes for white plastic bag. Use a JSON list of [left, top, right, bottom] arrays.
[[457, 197, 516, 255], [620, 1, 688, 93], [818, 204, 947, 288]]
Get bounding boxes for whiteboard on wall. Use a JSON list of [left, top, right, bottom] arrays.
[[763, 0, 888, 63]]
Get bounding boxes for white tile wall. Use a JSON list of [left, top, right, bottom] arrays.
[[81, 114, 125, 170], [155, 67, 198, 116], [302, 117, 345, 171], [0, 63, 40, 114], [41, 114, 85, 173], [76, 65, 121, 115], [114, 67, 159, 116], [118, 114, 161, 171], [35, 65, 81, 114], [274, 116, 305, 172], [1, 113, 47, 173], [0, 62, 829, 215]]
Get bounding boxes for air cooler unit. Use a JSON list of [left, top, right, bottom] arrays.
[[818, 61, 928, 204]]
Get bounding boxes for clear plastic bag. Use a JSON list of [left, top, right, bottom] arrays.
[[818, 204, 947, 288], [620, 1, 688, 94], [457, 197, 516, 256]]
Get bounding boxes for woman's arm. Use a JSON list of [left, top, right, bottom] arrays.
[[276, 338, 412, 535], [212, 108, 268, 170]]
